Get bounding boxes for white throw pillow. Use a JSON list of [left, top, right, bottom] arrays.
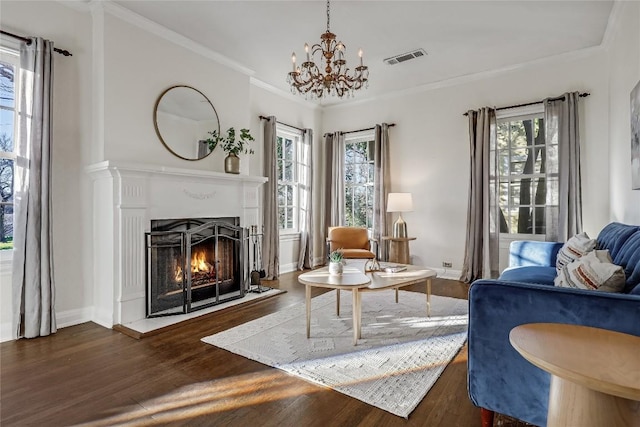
[[554, 250, 626, 293], [556, 232, 597, 271]]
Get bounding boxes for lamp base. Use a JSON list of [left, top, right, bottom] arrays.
[[392, 215, 407, 238]]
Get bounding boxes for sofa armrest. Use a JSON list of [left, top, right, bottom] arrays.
[[467, 279, 640, 426], [508, 241, 563, 268]]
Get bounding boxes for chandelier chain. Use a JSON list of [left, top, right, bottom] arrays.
[[326, 0, 330, 32]]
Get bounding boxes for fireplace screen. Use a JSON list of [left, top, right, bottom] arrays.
[[145, 217, 248, 317]]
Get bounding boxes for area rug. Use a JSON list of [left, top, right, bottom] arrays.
[[201, 290, 468, 418]]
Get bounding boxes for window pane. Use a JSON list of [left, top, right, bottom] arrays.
[[546, 178, 559, 205], [0, 204, 12, 249], [284, 161, 292, 181], [0, 111, 14, 152], [286, 184, 293, 205], [497, 122, 509, 149], [284, 138, 293, 160], [547, 145, 558, 174], [533, 207, 545, 234], [533, 146, 545, 174], [277, 184, 285, 206], [498, 181, 508, 208], [277, 159, 283, 180], [532, 177, 546, 205], [507, 207, 519, 234], [345, 163, 354, 183], [278, 207, 285, 229], [276, 137, 283, 159], [286, 208, 293, 229], [0, 61, 15, 109], [498, 150, 509, 176], [510, 148, 529, 175], [511, 122, 528, 149]]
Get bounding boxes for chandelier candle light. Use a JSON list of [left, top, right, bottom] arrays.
[[287, 0, 369, 99]]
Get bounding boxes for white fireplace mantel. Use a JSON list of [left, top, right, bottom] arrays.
[[86, 160, 267, 327]]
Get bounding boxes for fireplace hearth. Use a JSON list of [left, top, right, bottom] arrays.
[[145, 217, 248, 317]]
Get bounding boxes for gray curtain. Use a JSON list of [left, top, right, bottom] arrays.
[[373, 124, 391, 261], [322, 132, 345, 260], [12, 38, 56, 339], [460, 107, 499, 283], [297, 128, 313, 269], [262, 116, 279, 279], [544, 92, 583, 242]]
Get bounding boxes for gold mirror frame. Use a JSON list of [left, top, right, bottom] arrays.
[[153, 85, 220, 161]]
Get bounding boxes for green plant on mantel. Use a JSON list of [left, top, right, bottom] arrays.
[[207, 127, 255, 156]]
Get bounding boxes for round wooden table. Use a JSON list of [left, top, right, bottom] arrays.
[[509, 323, 640, 427]]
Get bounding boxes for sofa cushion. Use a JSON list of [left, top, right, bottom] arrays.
[[499, 266, 557, 286], [597, 222, 640, 260], [556, 232, 596, 271], [554, 250, 626, 293], [612, 230, 640, 293]]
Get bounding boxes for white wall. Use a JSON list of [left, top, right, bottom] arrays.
[[607, 1, 640, 223], [0, 1, 94, 340], [249, 83, 322, 271], [322, 51, 609, 272]]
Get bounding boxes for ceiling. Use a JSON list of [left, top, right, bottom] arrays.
[[114, 1, 614, 106]]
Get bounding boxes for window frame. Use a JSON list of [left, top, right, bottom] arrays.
[[276, 124, 302, 236], [344, 130, 376, 231], [0, 44, 19, 270], [495, 105, 557, 237]]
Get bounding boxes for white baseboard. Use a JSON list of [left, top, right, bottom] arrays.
[[0, 306, 97, 343], [0, 321, 13, 343], [428, 267, 463, 281], [279, 262, 299, 274]]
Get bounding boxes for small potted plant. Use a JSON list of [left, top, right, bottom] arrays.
[[328, 249, 344, 275], [207, 127, 255, 174]]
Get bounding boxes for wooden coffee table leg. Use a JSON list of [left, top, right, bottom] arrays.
[[336, 289, 340, 316], [427, 278, 432, 317], [352, 289, 360, 345], [306, 284, 311, 338]]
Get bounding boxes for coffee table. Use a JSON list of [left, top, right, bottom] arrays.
[[298, 261, 436, 345], [509, 323, 640, 427]]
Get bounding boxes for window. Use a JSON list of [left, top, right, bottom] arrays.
[[276, 125, 302, 232], [0, 47, 18, 251], [496, 110, 557, 236], [344, 133, 375, 229]]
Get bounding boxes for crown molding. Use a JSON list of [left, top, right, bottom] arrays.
[[324, 44, 604, 111], [250, 77, 321, 110], [97, 0, 254, 77]]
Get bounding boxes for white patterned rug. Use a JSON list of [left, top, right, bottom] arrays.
[[201, 290, 468, 418]]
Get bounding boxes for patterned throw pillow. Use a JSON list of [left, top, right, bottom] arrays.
[[556, 232, 597, 271], [554, 250, 626, 292]]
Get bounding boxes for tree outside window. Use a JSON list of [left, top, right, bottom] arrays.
[[496, 114, 557, 235], [0, 56, 16, 250], [345, 136, 375, 230], [277, 127, 301, 231]]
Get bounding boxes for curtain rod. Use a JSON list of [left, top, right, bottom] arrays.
[[463, 92, 590, 116], [259, 115, 306, 132], [323, 123, 396, 137], [0, 30, 72, 57]]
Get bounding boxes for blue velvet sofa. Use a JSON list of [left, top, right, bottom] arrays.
[[467, 222, 640, 427]]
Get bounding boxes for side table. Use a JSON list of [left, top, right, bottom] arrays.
[[382, 236, 416, 264], [509, 323, 640, 427]]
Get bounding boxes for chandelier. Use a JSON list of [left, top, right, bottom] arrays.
[[287, 0, 369, 99]]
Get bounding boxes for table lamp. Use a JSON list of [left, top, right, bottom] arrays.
[[387, 193, 413, 238]]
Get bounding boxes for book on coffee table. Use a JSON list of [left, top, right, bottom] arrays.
[[383, 265, 407, 273]]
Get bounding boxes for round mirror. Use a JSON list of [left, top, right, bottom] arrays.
[[153, 85, 220, 161]]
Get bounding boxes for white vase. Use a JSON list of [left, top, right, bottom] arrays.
[[328, 261, 343, 275]]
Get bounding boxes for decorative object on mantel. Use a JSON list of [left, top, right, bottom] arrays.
[[154, 85, 220, 161], [287, 0, 369, 99], [328, 249, 344, 275], [631, 79, 640, 190], [207, 127, 255, 174]]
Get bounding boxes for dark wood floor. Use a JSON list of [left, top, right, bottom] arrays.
[[1, 271, 527, 426]]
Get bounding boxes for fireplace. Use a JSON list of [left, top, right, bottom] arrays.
[[145, 217, 248, 317]]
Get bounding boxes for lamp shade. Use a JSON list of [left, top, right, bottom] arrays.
[[387, 193, 413, 212]]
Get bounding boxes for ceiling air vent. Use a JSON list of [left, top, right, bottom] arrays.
[[383, 48, 427, 65]]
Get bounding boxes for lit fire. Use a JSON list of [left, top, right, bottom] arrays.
[[174, 249, 214, 282]]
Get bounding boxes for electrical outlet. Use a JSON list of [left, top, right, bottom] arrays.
[[442, 262, 452, 268]]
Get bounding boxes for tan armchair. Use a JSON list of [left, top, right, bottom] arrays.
[[326, 226, 378, 260]]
